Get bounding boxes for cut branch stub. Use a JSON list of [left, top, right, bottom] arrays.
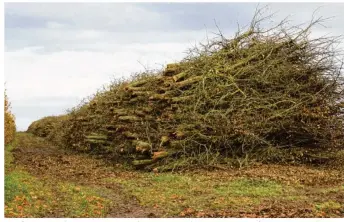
[[163, 63, 181, 76], [118, 116, 141, 122], [113, 109, 128, 116], [128, 79, 149, 87], [172, 72, 188, 82], [123, 131, 139, 139], [125, 86, 148, 92], [176, 76, 203, 88], [160, 135, 170, 146], [149, 94, 168, 101], [85, 134, 108, 140], [132, 159, 155, 168], [133, 140, 151, 153], [132, 91, 153, 97], [152, 151, 169, 160], [171, 95, 194, 103]]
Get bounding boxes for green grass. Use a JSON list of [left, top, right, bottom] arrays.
[[103, 173, 286, 216], [315, 201, 342, 211], [5, 139, 53, 217], [5, 171, 31, 203], [7, 132, 344, 218], [319, 185, 344, 194], [5, 169, 111, 218], [4, 135, 111, 218], [54, 182, 111, 217], [214, 178, 282, 197], [5, 170, 54, 217], [314, 200, 343, 217]]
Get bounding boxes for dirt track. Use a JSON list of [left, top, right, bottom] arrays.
[[12, 133, 160, 218], [9, 133, 344, 218]]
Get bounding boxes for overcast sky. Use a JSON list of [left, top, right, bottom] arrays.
[[4, 2, 344, 131]]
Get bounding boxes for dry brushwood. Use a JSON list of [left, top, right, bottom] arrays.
[[27, 11, 344, 170]]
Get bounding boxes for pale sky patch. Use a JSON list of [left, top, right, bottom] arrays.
[[4, 3, 344, 131]]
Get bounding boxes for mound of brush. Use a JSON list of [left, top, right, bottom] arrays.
[[28, 14, 344, 170]]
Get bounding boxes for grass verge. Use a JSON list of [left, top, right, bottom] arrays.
[[103, 172, 287, 217], [4, 136, 111, 218]]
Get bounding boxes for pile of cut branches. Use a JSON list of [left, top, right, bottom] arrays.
[[28, 11, 344, 170]]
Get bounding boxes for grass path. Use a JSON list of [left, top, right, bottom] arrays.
[[5, 133, 159, 218], [5, 133, 344, 218]]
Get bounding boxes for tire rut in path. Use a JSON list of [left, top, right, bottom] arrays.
[[12, 134, 160, 218]]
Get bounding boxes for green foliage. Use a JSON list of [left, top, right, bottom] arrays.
[[5, 143, 16, 172], [27, 115, 66, 138], [5, 91, 16, 145]]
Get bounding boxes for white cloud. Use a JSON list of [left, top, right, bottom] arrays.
[[5, 41, 196, 130], [45, 21, 67, 29], [5, 45, 184, 99], [5, 26, 214, 52], [5, 3, 166, 31]]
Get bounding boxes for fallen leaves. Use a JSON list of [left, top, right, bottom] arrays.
[[74, 187, 81, 192], [179, 207, 196, 217], [6, 133, 344, 218]]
